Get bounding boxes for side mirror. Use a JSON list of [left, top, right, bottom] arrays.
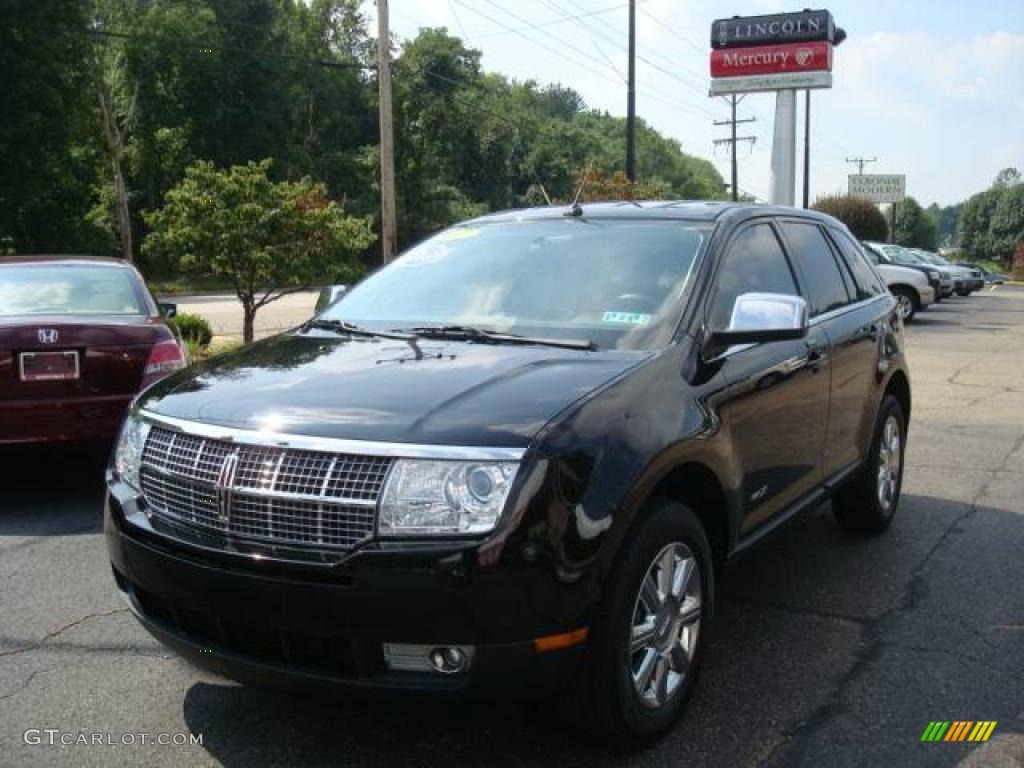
[[159, 302, 178, 319], [315, 284, 347, 314], [711, 292, 809, 347]]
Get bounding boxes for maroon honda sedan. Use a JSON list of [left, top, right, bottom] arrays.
[[0, 256, 188, 445]]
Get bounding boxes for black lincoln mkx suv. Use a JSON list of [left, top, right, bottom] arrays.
[[106, 202, 910, 744]]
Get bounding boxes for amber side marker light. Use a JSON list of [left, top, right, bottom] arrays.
[[534, 627, 589, 652]]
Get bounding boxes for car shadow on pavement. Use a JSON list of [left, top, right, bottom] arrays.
[[176, 493, 1023, 767], [0, 442, 110, 536]]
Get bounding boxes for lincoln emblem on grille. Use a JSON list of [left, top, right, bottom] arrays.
[[215, 451, 240, 522]]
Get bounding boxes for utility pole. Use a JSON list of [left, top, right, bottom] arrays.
[[377, 0, 397, 263], [802, 90, 811, 208], [845, 156, 878, 176], [713, 96, 756, 201], [625, 0, 636, 181]]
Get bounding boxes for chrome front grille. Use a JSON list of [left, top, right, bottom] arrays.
[[139, 426, 391, 551]]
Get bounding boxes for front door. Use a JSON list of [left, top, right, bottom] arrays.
[[706, 221, 830, 534]]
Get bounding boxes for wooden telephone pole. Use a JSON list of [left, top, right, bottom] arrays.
[[625, 0, 636, 181], [377, 0, 397, 263]]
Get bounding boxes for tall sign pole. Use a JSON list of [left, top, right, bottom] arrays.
[[377, 0, 397, 263], [625, 0, 636, 181], [770, 89, 797, 206], [802, 90, 811, 208], [708, 9, 844, 207]]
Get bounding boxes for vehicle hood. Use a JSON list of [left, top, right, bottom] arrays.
[[139, 331, 650, 447], [877, 264, 929, 287]]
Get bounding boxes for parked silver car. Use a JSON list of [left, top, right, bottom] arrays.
[[912, 250, 983, 295], [864, 242, 950, 300], [861, 246, 935, 321]]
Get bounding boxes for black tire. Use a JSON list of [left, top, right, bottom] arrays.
[[891, 287, 918, 322], [833, 394, 906, 534], [567, 499, 714, 746]]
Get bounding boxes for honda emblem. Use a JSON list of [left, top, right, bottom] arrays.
[[38, 329, 59, 344]]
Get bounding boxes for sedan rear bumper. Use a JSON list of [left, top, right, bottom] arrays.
[[0, 393, 131, 444]]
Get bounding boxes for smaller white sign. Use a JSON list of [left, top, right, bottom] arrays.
[[848, 174, 906, 204], [708, 71, 832, 95]]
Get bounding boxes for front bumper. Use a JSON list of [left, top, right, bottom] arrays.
[[919, 285, 936, 308], [105, 477, 588, 698]]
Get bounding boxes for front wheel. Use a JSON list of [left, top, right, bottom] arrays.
[[892, 287, 918, 322], [567, 499, 714, 746], [833, 394, 906, 534]]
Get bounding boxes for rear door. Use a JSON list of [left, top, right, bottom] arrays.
[[706, 220, 830, 534], [779, 220, 881, 478]]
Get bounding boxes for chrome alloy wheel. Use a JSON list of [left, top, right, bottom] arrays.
[[896, 293, 913, 320], [629, 542, 702, 709], [877, 415, 902, 511]]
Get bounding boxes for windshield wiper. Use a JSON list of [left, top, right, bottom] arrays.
[[302, 318, 415, 341], [392, 325, 596, 351]]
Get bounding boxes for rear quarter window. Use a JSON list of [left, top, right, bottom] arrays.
[[779, 221, 851, 316], [829, 229, 886, 299]]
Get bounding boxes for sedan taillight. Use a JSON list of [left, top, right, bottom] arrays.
[[142, 338, 187, 388]]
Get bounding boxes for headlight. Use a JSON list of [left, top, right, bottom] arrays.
[[378, 460, 519, 536], [927, 269, 939, 279], [114, 413, 151, 490]]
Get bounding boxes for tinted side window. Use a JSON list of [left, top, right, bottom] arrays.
[[829, 229, 885, 298], [780, 222, 851, 316], [709, 223, 798, 329]]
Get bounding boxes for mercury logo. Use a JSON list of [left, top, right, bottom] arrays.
[[795, 48, 814, 66]]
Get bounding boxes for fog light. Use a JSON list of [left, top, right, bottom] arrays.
[[383, 643, 474, 674], [429, 646, 468, 674]]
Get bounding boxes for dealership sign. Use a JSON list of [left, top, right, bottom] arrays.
[[710, 41, 832, 78], [711, 10, 839, 49], [848, 174, 906, 204], [709, 9, 841, 96], [709, 71, 832, 96]]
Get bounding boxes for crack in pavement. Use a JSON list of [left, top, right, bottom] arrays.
[[0, 608, 127, 660], [0, 664, 59, 703], [754, 428, 1024, 767]]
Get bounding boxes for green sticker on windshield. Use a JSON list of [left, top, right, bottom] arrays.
[[602, 311, 652, 325]]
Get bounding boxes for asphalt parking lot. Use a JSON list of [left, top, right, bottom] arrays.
[[2, 288, 1022, 767]]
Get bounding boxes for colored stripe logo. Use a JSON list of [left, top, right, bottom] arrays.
[[921, 721, 997, 742]]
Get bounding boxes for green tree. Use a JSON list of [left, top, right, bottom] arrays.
[[989, 183, 1024, 261], [144, 159, 375, 342], [958, 188, 1002, 261], [812, 195, 888, 241], [0, 0, 109, 253], [892, 196, 938, 250]]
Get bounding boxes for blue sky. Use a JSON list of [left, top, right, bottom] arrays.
[[373, 0, 1024, 206]]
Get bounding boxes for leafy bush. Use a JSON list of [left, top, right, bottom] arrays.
[[170, 312, 213, 347], [1013, 242, 1024, 281], [812, 195, 889, 242]]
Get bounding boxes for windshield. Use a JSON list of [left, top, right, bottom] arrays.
[[915, 251, 948, 266], [0, 264, 146, 317], [874, 244, 920, 266], [323, 218, 708, 351]]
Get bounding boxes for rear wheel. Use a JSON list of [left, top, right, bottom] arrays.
[[567, 499, 713, 746], [892, 287, 918, 322], [833, 394, 905, 534]]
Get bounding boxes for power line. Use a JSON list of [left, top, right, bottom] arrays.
[[451, 0, 721, 122], [537, 0, 716, 109], [846, 156, 878, 175], [472, 0, 637, 40], [713, 95, 756, 202]]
